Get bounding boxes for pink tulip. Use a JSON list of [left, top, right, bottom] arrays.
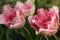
[[0, 5, 25, 29], [28, 6, 59, 36], [15, 0, 35, 16], [0, 0, 35, 29]]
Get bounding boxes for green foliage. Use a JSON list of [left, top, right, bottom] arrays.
[[0, 0, 60, 40]]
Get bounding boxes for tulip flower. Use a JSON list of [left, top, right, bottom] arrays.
[[28, 6, 59, 36], [0, 5, 25, 29], [15, 0, 35, 16]]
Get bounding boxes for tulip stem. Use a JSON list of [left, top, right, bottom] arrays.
[[6, 29, 12, 40], [53, 35, 59, 40], [40, 36, 42, 40], [23, 27, 33, 40], [6, 29, 9, 40], [44, 35, 49, 40]]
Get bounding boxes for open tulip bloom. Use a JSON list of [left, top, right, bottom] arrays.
[[0, 5, 25, 29], [28, 6, 59, 36], [0, 0, 35, 29]]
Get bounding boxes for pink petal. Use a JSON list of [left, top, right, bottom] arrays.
[[10, 10, 25, 29], [3, 5, 16, 21]]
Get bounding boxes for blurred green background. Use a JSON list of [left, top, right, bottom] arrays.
[[0, 0, 60, 40]]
